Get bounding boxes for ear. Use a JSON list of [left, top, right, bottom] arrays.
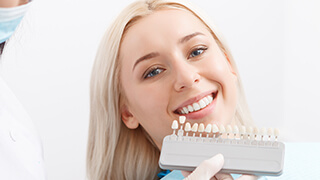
[[121, 105, 139, 129], [224, 52, 237, 76]]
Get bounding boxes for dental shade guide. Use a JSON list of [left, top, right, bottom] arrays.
[[159, 116, 285, 176]]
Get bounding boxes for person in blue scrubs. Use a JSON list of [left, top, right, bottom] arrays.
[[0, 0, 46, 179]]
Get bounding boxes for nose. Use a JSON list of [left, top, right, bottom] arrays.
[[173, 62, 201, 92]]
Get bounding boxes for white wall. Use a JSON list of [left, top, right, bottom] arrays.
[[0, 0, 319, 179]]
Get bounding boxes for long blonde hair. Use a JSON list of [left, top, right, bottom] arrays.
[[87, 0, 253, 179]]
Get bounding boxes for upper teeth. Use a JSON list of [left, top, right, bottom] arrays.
[[179, 94, 214, 114]]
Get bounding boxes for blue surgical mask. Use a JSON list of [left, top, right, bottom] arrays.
[[0, 2, 31, 43]]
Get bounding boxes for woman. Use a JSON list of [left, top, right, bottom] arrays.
[[87, 0, 254, 179]]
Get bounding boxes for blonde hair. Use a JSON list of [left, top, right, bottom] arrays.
[[87, 0, 253, 179]]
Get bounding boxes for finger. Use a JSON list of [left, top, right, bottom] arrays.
[[186, 153, 224, 179], [181, 170, 192, 177], [236, 174, 258, 180], [215, 173, 234, 180]]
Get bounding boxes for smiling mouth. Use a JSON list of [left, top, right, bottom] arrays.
[[174, 92, 218, 115]]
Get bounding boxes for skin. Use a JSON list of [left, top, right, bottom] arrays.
[[119, 9, 238, 149], [0, 0, 28, 7]]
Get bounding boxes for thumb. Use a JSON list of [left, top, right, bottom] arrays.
[[184, 153, 224, 180]]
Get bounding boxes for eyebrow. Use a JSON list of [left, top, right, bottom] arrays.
[[132, 32, 204, 71]]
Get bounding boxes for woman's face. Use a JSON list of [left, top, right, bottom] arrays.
[[119, 9, 238, 149]]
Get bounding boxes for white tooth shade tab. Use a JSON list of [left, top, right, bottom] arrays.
[[191, 123, 198, 132], [253, 127, 260, 135], [184, 122, 191, 132], [260, 128, 267, 135], [247, 126, 253, 134], [205, 124, 212, 133], [172, 120, 178, 129], [169, 120, 281, 142], [240, 126, 246, 134], [233, 125, 239, 134], [226, 125, 232, 134], [219, 125, 226, 133], [198, 123, 205, 132], [212, 124, 219, 133], [179, 116, 186, 124], [274, 128, 280, 137], [192, 103, 200, 111], [267, 128, 273, 136]]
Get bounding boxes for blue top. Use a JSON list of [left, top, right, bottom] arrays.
[[158, 143, 320, 179]]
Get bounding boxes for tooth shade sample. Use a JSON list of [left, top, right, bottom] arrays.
[[219, 124, 226, 133], [267, 128, 273, 136], [253, 127, 259, 135], [247, 126, 253, 134], [198, 123, 205, 132], [179, 116, 186, 124], [240, 126, 246, 134], [172, 120, 178, 129], [274, 128, 280, 136], [212, 124, 219, 133], [191, 123, 198, 132], [226, 125, 232, 134], [205, 124, 212, 133], [184, 122, 191, 132], [233, 125, 239, 134], [260, 128, 267, 135]]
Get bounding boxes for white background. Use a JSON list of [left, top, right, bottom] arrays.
[[0, 0, 319, 179]]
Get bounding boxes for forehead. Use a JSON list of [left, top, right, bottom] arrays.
[[119, 9, 211, 60]]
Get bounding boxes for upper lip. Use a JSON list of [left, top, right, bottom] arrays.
[[173, 90, 217, 113]]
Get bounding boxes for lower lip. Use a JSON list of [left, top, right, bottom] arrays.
[[182, 95, 217, 120]]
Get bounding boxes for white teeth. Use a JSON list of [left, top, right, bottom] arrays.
[[182, 107, 189, 114], [177, 94, 215, 114], [192, 103, 200, 111], [199, 99, 206, 109], [187, 105, 194, 113], [203, 97, 209, 105]]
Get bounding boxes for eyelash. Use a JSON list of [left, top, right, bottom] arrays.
[[188, 46, 208, 59], [143, 46, 208, 79]]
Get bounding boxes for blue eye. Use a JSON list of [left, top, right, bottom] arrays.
[[189, 47, 208, 58], [144, 67, 164, 79]]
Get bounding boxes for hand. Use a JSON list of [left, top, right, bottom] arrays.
[[182, 154, 258, 180]]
